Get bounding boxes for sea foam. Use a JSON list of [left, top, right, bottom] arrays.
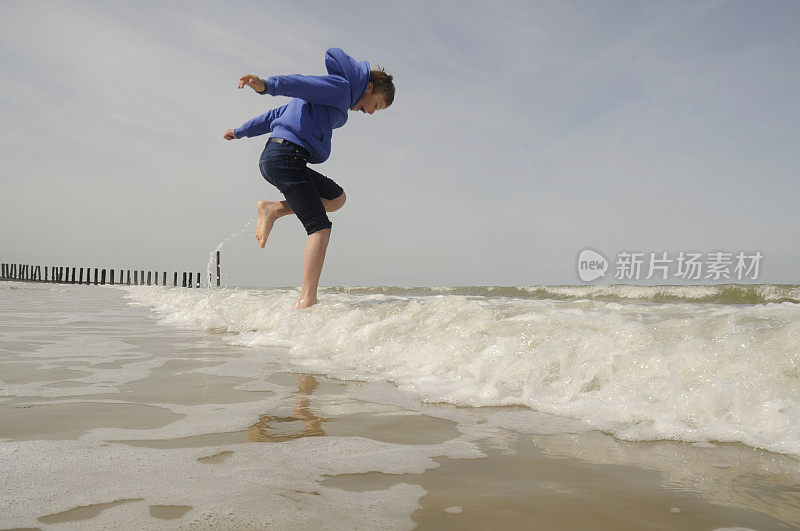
[[121, 286, 800, 456]]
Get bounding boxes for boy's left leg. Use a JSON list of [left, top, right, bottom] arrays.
[[295, 228, 331, 309]]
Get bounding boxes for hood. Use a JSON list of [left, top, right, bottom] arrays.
[[325, 47, 370, 109]]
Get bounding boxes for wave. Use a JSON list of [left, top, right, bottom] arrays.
[[121, 285, 800, 457], [320, 284, 800, 305]]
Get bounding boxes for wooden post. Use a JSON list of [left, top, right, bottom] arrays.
[[196, 272, 200, 288], [70, 267, 75, 283], [216, 250, 221, 287], [92, 268, 97, 285], [173, 272, 177, 286], [133, 270, 138, 285], [125, 270, 130, 285], [147, 271, 151, 286], [162, 271, 167, 286], [101, 269, 106, 285], [78, 268, 82, 284], [182, 272, 187, 287]]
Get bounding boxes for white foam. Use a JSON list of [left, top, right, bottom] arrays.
[[1, 435, 480, 529], [121, 286, 800, 456]]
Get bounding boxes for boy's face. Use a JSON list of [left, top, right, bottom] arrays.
[[351, 82, 388, 114]]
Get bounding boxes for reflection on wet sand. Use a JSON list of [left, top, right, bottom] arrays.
[[248, 375, 329, 442]]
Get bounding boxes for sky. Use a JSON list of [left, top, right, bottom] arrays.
[[1, 0, 799, 287]]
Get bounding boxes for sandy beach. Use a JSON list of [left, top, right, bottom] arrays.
[[1, 282, 799, 529]]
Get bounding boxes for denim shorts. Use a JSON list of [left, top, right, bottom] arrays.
[[258, 139, 344, 235]]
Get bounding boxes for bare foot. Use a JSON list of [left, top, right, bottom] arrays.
[[255, 200, 280, 248], [294, 296, 318, 309]]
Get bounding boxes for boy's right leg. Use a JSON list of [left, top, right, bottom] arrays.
[[255, 193, 346, 248]]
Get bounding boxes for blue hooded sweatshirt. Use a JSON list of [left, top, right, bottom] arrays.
[[234, 48, 370, 164]]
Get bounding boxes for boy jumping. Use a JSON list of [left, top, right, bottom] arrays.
[[223, 48, 395, 309]]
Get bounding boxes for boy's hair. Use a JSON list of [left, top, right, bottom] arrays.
[[370, 66, 395, 106]]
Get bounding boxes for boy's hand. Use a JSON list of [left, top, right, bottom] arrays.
[[238, 75, 266, 93], [223, 129, 236, 140]]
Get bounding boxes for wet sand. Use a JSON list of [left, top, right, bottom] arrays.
[[3, 367, 799, 529], [1, 284, 799, 529]]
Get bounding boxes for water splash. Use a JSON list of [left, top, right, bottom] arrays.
[[205, 218, 254, 289]]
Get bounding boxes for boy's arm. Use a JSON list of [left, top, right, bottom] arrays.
[[239, 72, 348, 108], [263, 74, 350, 109], [233, 105, 287, 139]]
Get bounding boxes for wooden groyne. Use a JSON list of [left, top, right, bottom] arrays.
[[0, 251, 222, 288]]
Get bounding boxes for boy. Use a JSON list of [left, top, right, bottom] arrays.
[[223, 48, 395, 309]]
